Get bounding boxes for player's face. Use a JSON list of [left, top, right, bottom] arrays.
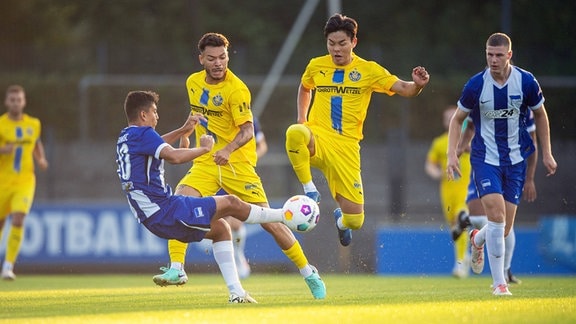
[[200, 46, 229, 84], [326, 31, 356, 66], [486, 45, 512, 76], [143, 104, 159, 129], [5, 91, 26, 117]]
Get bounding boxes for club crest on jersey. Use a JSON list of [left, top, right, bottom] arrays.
[[481, 179, 492, 189], [212, 93, 223, 106], [349, 69, 361, 82], [509, 95, 522, 109], [194, 207, 205, 218]]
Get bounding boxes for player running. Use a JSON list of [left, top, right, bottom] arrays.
[[425, 106, 471, 278], [447, 33, 557, 295], [0, 85, 49, 280]]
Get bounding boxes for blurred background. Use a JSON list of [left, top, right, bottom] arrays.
[[1, 0, 575, 275]]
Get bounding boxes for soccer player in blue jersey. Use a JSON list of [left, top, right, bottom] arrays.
[[446, 33, 557, 295], [454, 110, 538, 284], [285, 14, 430, 246], [116, 90, 285, 303]]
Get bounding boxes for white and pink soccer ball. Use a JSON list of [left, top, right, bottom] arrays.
[[281, 195, 320, 233]]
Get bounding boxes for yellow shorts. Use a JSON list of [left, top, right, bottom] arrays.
[[308, 126, 363, 204], [178, 162, 268, 204], [0, 178, 36, 219], [440, 181, 469, 221]]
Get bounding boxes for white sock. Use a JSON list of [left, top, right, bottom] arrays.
[[170, 262, 183, 270], [469, 215, 488, 229], [233, 225, 247, 257], [2, 261, 13, 272], [213, 240, 244, 296], [299, 264, 314, 278], [233, 225, 251, 278], [337, 216, 348, 230], [302, 181, 317, 193], [504, 228, 516, 271], [473, 224, 487, 247], [245, 205, 283, 224], [486, 221, 506, 287]]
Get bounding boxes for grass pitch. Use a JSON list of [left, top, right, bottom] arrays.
[[0, 274, 575, 323]]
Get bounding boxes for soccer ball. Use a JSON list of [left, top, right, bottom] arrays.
[[281, 195, 320, 233]]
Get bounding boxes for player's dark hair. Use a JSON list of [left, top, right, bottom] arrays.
[[124, 90, 159, 122], [486, 33, 512, 50], [324, 14, 358, 40], [198, 32, 230, 53], [5, 84, 25, 97]]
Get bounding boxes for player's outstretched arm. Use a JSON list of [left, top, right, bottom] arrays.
[[161, 113, 205, 144], [160, 134, 214, 164], [390, 66, 430, 97]]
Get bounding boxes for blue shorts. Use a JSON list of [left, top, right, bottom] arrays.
[[142, 195, 217, 243], [465, 174, 480, 204], [470, 161, 526, 205]]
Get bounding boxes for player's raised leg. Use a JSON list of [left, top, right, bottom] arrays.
[[285, 124, 320, 203]]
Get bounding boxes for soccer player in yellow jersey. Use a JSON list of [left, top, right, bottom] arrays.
[[425, 106, 471, 278], [0, 85, 48, 280], [285, 14, 430, 246], [153, 33, 326, 299]]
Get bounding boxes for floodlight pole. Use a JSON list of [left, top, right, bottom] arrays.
[[251, 0, 321, 118]]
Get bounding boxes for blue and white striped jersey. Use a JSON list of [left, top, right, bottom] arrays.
[[116, 125, 171, 223], [457, 66, 543, 166]]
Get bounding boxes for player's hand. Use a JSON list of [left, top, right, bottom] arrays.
[[522, 179, 537, 202], [213, 148, 231, 166], [412, 66, 430, 88], [446, 153, 461, 181], [542, 154, 557, 177], [0, 143, 14, 154], [182, 113, 206, 137], [37, 157, 49, 171], [198, 134, 214, 151]]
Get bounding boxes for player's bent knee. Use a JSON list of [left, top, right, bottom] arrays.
[[342, 212, 365, 230], [216, 194, 243, 215], [286, 124, 310, 144], [207, 218, 232, 241]]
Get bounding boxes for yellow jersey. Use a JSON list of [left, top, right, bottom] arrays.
[[301, 54, 399, 141], [186, 69, 256, 166], [0, 113, 41, 183], [427, 132, 471, 186]]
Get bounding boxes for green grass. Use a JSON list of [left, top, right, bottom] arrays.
[[0, 274, 575, 323]]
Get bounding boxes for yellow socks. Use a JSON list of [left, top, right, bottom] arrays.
[[285, 124, 313, 183], [168, 239, 188, 264], [282, 240, 308, 269], [5, 226, 23, 264], [342, 212, 365, 230]]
